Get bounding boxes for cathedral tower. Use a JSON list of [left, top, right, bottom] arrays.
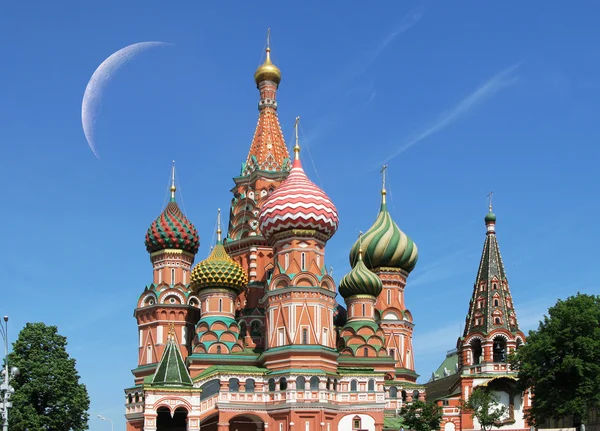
[[225, 31, 291, 349], [133, 163, 201, 384], [349, 168, 419, 382], [258, 118, 340, 373]]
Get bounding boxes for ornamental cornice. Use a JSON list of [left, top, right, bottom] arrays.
[[150, 249, 195, 259], [264, 287, 337, 301], [269, 229, 329, 245]]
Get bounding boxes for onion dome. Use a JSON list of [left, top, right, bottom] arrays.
[[485, 209, 497, 223], [339, 250, 383, 299], [259, 120, 339, 242], [349, 181, 418, 273], [190, 210, 248, 293], [254, 31, 281, 87], [145, 164, 199, 254], [333, 303, 347, 327]]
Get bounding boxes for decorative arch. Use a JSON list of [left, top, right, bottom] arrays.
[[152, 396, 192, 413], [292, 273, 319, 287]]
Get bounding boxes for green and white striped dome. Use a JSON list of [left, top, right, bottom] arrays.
[[349, 192, 418, 273], [338, 252, 383, 299]]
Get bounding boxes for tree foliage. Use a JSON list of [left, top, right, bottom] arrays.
[[8, 322, 90, 431], [400, 400, 443, 431], [510, 293, 600, 427], [461, 388, 508, 431]]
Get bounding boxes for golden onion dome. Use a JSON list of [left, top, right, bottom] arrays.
[[190, 241, 248, 293], [254, 47, 281, 86]]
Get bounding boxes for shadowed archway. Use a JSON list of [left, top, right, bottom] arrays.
[[156, 406, 188, 431], [229, 413, 264, 431]]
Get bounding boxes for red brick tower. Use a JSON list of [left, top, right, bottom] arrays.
[[224, 31, 290, 350], [133, 163, 201, 386], [258, 119, 340, 373]]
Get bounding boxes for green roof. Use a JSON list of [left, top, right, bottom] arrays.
[[151, 334, 192, 387], [194, 365, 267, 381], [342, 320, 380, 333], [430, 350, 459, 381], [383, 416, 405, 430]]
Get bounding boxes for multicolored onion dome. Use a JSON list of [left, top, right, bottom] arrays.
[[259, 148, 339, 242], [254, 47, 281, 86], [333, 303, 347, 327], [339, 252, 383, 299], [190, 241, 248, 293], [349, 193, 418, 273], [145, 197, 200, 254]]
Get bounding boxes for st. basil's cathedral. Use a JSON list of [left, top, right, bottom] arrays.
[[124, 36, 531, 431]]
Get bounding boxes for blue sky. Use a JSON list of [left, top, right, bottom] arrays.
[[1, 1, 599, 430]]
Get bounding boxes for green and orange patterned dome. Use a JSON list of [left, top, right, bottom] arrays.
[[339, 251, 383, 299], [349, 189, 418, 273], [145, 183, 200, 255]]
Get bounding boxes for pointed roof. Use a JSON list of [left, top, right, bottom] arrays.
[[151, 325, 192, 387], [463, 208, 520, 337], [242, 33, 290, 176]]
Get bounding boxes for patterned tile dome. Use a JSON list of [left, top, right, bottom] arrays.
[[350, 191, 417, 273], [190, 241, 248, 293], [145, 199, 199, 255], [339, 251, 383, 299], [259, 144, 338, 242]]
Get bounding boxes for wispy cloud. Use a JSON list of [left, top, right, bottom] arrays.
[[378, 63, 521, 166]]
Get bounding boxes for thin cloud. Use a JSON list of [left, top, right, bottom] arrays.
[[379, 63, 521, 166]]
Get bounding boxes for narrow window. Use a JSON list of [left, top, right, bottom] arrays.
[[245, 379, 255, 393], [182, 270, 187, 284], [219, 299, 222, 312], [316, 254, 321, 268], [157, 326, 163, 344], [171, 268, 175, 284], [146, 345, 152, 364], [323, 328, 328, 346], [278, 328, 285, 346], [368, 379, 375, 391], [493, 283, 498, 290], [279, 377, 287, 390], [353, 417, 361, 429], [305, 421, 310, 431], [362, 304, 366, 316], [389, 348, 395, 359], [139, 329, 143, 347], [280, 425, 283, 431], [363, 347, 368, 357], [158, 270, 162, 283], [350, 380, 357, 391], [216, 345, 222, 354], [296, 376, 306, 390], [284, 253, 289, 270], [302, 328, 308, 344], [495, 317, 501, 324], [301, 252, 306, 270], [494, 299, 499, 306], [387, 289, 391, 304]]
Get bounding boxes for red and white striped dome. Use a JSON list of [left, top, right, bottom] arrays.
[[259, 151, 339, 242]]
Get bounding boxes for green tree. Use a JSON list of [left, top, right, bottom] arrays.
[[8, 322, 90, 431], [510, 293, 600, 429], [461, 388, 507, 431], [400, 400, 443, 431]]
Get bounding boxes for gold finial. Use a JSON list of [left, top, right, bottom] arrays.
[[293, 116, 301, 160], [358, 231, 364, 260], [380, 165, 388, 204], [254, 29, 281, 86], [168, 322, 176, 341], [487, 191, 494, 212], [217, 208, 222, 242], [170, 160, 177, 200]]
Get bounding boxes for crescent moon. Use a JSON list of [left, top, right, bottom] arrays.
[[81, 41, 171, 158]]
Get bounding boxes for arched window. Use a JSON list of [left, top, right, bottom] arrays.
[[182, 269, 187, 284], [494, 317, 501, 324], [302, 328, 308, 344], [268, 378, 276, 392], [128, 394, 133, 404], [171, 268, 175, 284], [350, 380, 358, 391], [279, 377, 287, 391], [353, 416, 362, 430], [229, 378, 239, 392], [493, 336, 507, 362], [134, 393, 139, 403], [362, 304, 366, 316], [401, 390, 407, 402], [219, 299, 222, 312], [296, 376, 306, 390], [387, 289, 391, 304], [326, 378, 331, 390], [471, 339, 483, 365], [363, 347, 369, 357], [239, 321, 247, 340], [389, 348, 396, 359], [284, 253, 289, 270], [316, 254, 320, 268], [494, 299, 499, 306], [413, 389, 420, 400], [389, 386, 398, 398], [368, 379, 375, 391], [245, 378, 255, 393], [493, 283, 498, 290], [333, 379, 338, 392], [216, 346, 222, 354], [310, 376, 319, 390], [301, 252, 306, 270]]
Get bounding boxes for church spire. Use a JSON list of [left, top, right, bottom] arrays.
[[243, 30, 290, 176], [170, 160, 176, 202], [463, 204, 520, 338]]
